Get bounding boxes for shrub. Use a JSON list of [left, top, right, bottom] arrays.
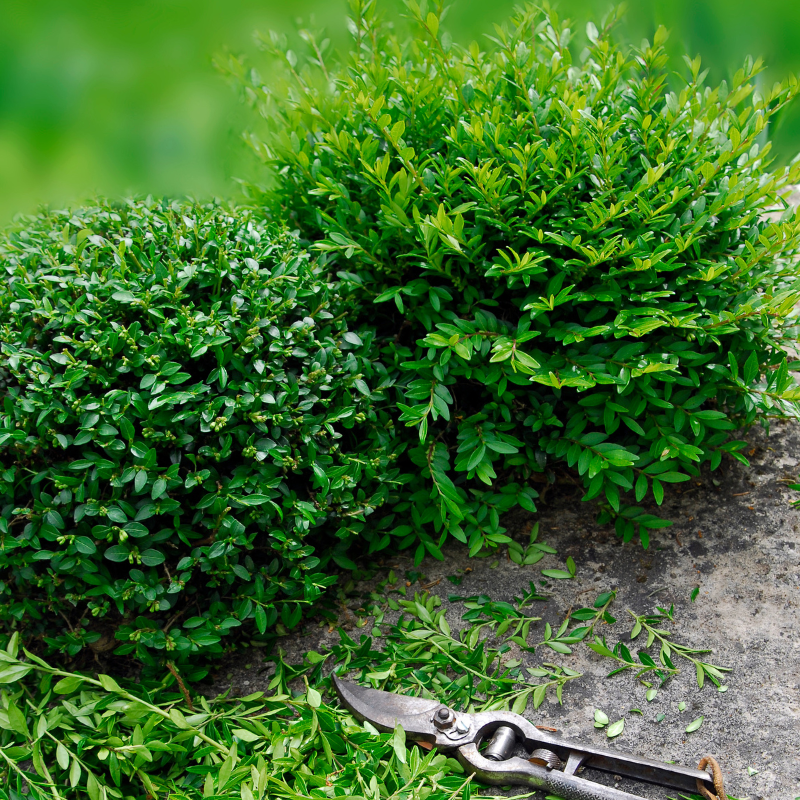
[[228, 1, 800, 549], [0, 198, 399, 674]]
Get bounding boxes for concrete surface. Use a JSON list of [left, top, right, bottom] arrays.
[[213, 420, 800, 800]]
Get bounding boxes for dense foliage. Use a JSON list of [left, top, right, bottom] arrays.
[[227, 0, 800, 548], [3, 0, 800, 671], [0, 199, 400, 674]]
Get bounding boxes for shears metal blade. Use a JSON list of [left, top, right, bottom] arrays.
[[333, 675, 723, 800]]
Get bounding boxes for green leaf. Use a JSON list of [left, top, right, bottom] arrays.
[[0, 663, 34, 684], [54, 675, 85, 694], [104, 545, 130, 563], [141, 548, 166, 567], [56, 742, 70, 769], [232, 728, 261, 743], [112, 291, 137, 303], [86, 771, 101, 800], [541, 569, 573, 579], [652, 478, 664, 505], [255, 605, 267, 634], [169, 708, 190, 729], [5, 633, 19, 658], [587, 641, 615, 658], [68, 459, 96, 470], [134, 470, 148, 493], [373, 286, 403, 304], [307, 687, 322, 708], [66, 757, 81, 788], [392, 723, 407, 764], [511, 693, 529, 715], [685, 716, 704, 732], [5, 700, 29, 737], [606, 719, 625, 738], [743, 351, 759, 385], [594, 709, 609, 726], [236, 494, 273, 506], [594, 592, 614, 608], [98, 674, 123, 692], [638, 652, 656, 668], [486, 441, 519, 454], [74, 536, 97, 555]]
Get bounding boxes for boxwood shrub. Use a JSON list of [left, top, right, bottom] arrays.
[[230, 1, 800, 548], [0, 199, 399, 675]]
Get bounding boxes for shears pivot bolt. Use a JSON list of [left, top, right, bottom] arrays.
[[433, 707, 455, 729]]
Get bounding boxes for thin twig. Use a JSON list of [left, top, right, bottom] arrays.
[[166, 661, 195, 711]]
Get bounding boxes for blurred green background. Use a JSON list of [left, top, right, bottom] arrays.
[[2, 0, 799, 226]]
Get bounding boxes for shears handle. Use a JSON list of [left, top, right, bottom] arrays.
[[457, 743, 647, 800], [459, 713, 716, 798]]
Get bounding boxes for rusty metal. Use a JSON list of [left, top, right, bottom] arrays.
[[332, 675, 721, 800]]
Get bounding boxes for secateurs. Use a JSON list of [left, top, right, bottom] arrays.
[[333, 675, 726, 800]]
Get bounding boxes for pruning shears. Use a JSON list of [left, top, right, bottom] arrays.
[[333, 676, 726, 800]]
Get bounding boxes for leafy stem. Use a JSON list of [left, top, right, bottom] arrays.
[[627, 607, 732, 688], [22, 648, 232, 755]]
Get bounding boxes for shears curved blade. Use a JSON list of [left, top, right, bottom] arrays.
[[333, 675, 721, 800]]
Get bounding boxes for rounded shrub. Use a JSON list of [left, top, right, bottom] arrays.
[[231, 2, 800, 549], [0, 199, 398, 673]]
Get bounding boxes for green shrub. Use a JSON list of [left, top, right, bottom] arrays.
[[0, 198, 399, 674], [229, 1, 800, 548]]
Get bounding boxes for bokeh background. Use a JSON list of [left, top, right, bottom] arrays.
[[2, 0, 800, 226]]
